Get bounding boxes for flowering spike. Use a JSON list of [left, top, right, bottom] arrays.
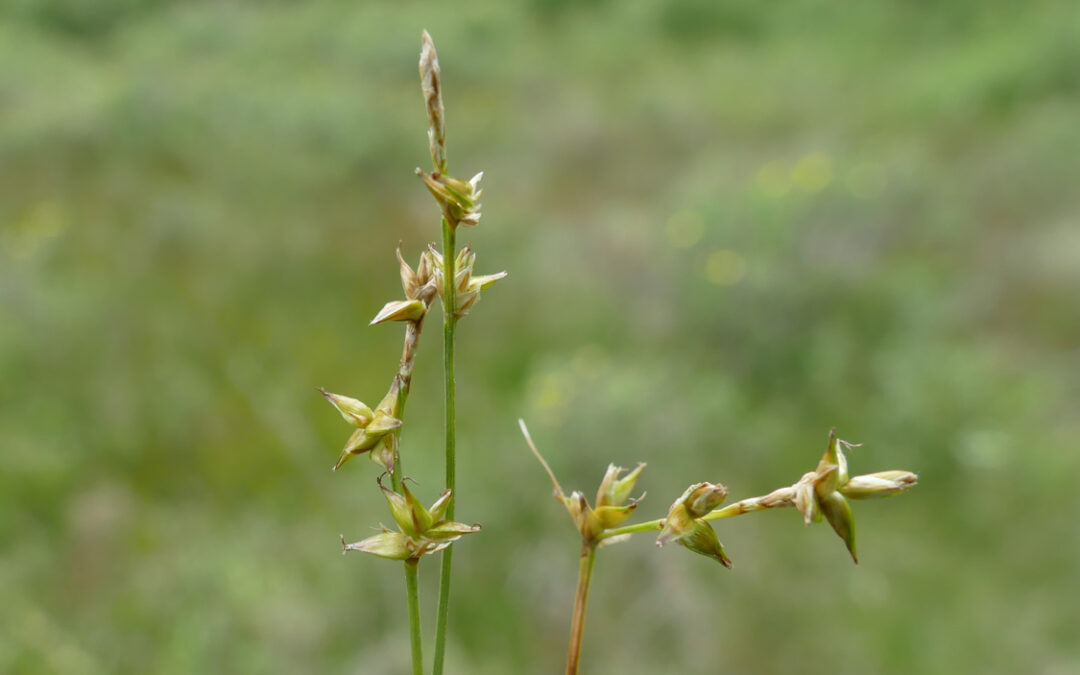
[[784, 429, 915, 562], [657, 485, 733, 568], [419, 30, 446, 173], [343, 481, 480, 562]]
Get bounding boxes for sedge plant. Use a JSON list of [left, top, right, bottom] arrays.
[[318, 32, 504, 675], [518, 422, 917, 674], [318, 31, 918, 675]]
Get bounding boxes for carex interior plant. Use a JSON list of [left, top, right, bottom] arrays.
[[319, 31, 916, 675], [318, 32, 505, 675]]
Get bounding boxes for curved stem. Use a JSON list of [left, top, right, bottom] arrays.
[[566, 544, 598, 675], [432, 218, 457, 675], [404, 559, 424, 675]]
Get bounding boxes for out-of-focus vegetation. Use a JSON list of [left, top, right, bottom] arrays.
[[2, 1, 1078, 673]]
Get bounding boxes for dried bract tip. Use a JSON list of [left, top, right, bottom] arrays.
[[519, 420, 645, 544]]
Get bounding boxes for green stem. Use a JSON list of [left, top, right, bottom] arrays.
[[595, 519, 663, 541], [432, 218, 457, 675], [595, 496, 784, 542], [565, 544, 597, 675], [404, 559, 424, 675]]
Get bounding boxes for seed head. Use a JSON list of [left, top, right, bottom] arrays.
[[787, 429, 919, 564], [419, 30, 447, 174], [657, 482, 733, 568], [429, 243, 507, 318], [397, 244, 439, 304], [341, 476, 481, 561], [417, 169, 484, 229], [519, 419, 645, 545]]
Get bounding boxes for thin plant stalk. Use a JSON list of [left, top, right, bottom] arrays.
[[566, 544, 598, 675], [595, 495, 790, 543], [404, 559, 424, 675], [388, 314, 426, 492], [395, 298, 431, 675], [432, 216, 457, 675]]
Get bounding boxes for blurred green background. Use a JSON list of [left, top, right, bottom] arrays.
[[2, 0, 1079, 673]]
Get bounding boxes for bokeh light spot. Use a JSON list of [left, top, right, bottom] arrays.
[[705, 249, 747, 286], [665, 210, 704, 248], [846, 162, 888, 199], [755, 162, 791, 198], [791, 153, 834, 193]]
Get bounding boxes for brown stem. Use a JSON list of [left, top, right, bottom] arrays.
[[388, 313, 427, 491], [566, 543, 597, 675]]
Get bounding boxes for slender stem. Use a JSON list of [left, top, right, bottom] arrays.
[[404, 559, 424, 675], [388, 316, 426, 493], [596, 519, 663, 541], [702, 496, 776, 521], [595, 495, 791, 542], [566, 544, 598, 675], [432, 218, 457, 675]]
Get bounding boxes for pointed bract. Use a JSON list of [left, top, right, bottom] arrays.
[[371, 299, 427, 325], [594, 501, 641, 530], [820, 491, 857, 563], [345, 482, 480, 561], [787, 429, 914, 562], [319, 388, 374, 427], [840, 471, 918, 499], [342, 531, 412, 561], [680, 520, 734, 568], [425, 520, 482, 541], [609, 462, 646, 507]]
